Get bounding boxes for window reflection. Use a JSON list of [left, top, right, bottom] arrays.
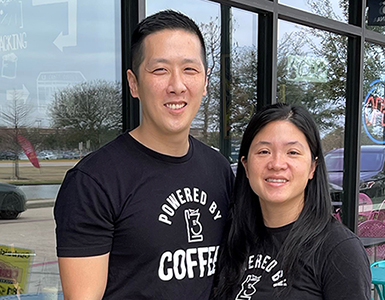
[[279, 0, 347, 23], [366, 1, 385, 31], [277, 19, 347, 223], [229, 8, 258, 163], [0, 0, 120, 297], [359, 43, 385, 244], [277, 20, 347, 152]]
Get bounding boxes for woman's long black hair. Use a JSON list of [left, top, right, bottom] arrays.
[[213, 103, 333, 298]]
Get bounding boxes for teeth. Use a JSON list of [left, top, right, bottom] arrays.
[[166, 103, 185, 109], [266, 179, 287, 183]]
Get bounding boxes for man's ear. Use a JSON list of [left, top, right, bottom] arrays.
[[202, 68, 210, 97], [126, 70, 139, 98]]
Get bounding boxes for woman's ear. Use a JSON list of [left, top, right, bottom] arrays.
[[241, 156, 249, 178], [308, 157, 317, 180]]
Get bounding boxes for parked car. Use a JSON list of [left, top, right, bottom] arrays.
[[0, 150, 17, 160], [0, 182, 27, 219], [325, 145, 385, 204], [38, 150, 58, 160]]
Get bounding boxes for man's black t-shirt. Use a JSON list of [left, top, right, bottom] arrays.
[[54, 132, 233, 299]]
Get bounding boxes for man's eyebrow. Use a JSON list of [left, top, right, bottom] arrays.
[[181, 58, 201, 64], [148, 58, 201, 64]]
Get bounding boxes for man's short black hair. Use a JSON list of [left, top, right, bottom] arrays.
[[130, 9, 207, 78]]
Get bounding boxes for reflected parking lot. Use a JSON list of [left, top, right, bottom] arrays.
[[0, 207, 61, 297]]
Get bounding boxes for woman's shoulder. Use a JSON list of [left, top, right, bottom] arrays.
[[321, 219, 365, 257]]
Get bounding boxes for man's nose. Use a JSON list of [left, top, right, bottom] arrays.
[[167, 71, 187, 94]]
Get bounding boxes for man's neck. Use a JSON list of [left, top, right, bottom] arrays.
[[129, 126, 190, 157]]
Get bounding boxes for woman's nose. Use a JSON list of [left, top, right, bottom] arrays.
[[267, 153, 287, 170]]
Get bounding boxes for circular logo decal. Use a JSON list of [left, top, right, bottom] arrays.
[[363, 79, 385, 144]]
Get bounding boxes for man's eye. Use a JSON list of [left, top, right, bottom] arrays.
[[185, 67, 198, 73], [153, 68, 167, 73]]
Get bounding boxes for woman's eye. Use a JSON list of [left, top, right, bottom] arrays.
[[258, 150, 269, 155], [288, 151, 299, 155]]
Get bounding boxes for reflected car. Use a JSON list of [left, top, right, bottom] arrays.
[[0, 151, 17, 160], [231, 163, 238, 175], [0, 182, 27, 219], [325, 145, 385, 204], [38, 150, 58, 160]]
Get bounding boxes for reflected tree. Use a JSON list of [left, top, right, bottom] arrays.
[[49, 80, 122, 150], [0, 89, 32, 179], [230, 46, 258, 137], [197, 16, 259, 150], [195, 18, 221, 147]]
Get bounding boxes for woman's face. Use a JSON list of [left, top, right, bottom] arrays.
[[242, 120, 316, 212]]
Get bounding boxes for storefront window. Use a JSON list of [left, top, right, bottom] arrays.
[[358, 42, 385, 262], [279, 0, 347, 23], [366, 1, 385, 33], [0, 0, 121, 297], [229, 8, 258, 163], [277, 19, 347, 217]]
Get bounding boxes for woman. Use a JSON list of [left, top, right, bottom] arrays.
[[213, 103, 371, 299]]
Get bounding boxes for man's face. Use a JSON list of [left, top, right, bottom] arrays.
[[127, 29, 207, 138]]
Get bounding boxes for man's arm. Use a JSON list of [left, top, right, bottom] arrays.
[[58, 253, 109, 300]]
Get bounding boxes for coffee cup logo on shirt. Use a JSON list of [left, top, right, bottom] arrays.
[[236, 275, 261, 300], [184, 209, 203, 243]]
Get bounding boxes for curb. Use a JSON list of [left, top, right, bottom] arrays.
[[26, 199, 55, 209]]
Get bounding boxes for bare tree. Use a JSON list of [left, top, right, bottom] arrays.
[[49, 80, 122, 150], [194, 17, 222, 146], [0, 90, 32, 179]]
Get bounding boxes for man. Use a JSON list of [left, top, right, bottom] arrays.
[[54, 10, 233, 299]]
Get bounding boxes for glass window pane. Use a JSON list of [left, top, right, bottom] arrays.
[[229, 8, 258, 163], [366, 1, 385, 33], [0, 0, 121, 297], [279, 0, 347, 23], [360, 43, 385, 247], [277, 19, 347, 218]]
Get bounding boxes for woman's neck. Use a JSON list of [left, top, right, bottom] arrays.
[[261, 201, 304, 228]]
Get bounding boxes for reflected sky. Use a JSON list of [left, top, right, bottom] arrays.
[[0, 0, 348, 128], [0, 0, 119, 127]]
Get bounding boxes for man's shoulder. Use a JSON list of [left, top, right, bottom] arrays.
[[190, 136, 228, 162], [73, 132, 135, 172]]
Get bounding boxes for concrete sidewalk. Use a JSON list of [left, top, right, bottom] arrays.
[[26, 198, 56, 209]]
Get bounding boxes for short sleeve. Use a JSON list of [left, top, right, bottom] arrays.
[[321, 236, 371, 300], [54, 169, 114, 257]]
